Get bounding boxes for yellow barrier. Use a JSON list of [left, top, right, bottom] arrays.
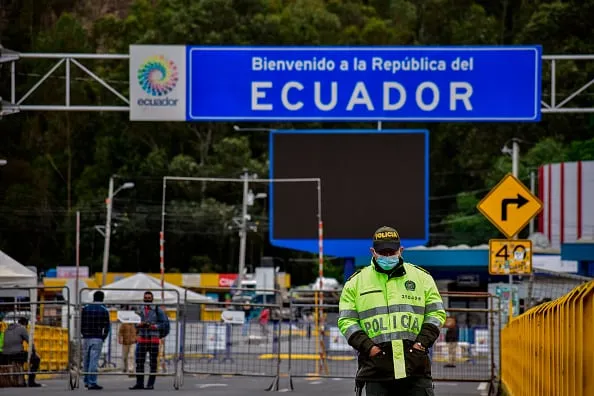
[[23, 325, 69, 373], [501, 280, 594, 396]]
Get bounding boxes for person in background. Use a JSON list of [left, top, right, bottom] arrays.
[[241, 303, 252, 336], [129, 291, 169, 390], [444, 316, 459, 368], [258, 307, 270, 336], [81, 290, 111, 390], [0, 312, 6, 353], [118, 313, 137, 373], [0, 317, 42, 387]]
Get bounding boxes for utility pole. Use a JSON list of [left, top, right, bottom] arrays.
[[509, 139, 520, 322], [102, 177, 115, 287], [529, 170, 536, 235], [75, 211, 80, 303], [238, 169, 250, 284], [512, 139, 520, 180]]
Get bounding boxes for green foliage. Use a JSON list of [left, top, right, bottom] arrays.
[[1, 0, 594, 283]]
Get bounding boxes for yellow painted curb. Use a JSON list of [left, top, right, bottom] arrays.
[[258, 354, 354, 361], [280, 330, 322, 336], [431, 357, 470, 363], [36, 374, 63, 380], [166, 353, 213, 359]]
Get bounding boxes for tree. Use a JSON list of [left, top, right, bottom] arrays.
[[1, 0, 593, 284]]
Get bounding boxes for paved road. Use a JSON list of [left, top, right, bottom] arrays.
[[14, 375, 489, 396]]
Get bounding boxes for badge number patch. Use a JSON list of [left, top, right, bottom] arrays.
[[405, 280, 416, 291]]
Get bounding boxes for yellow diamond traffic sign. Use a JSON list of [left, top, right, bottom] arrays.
[[489, 239, 533, 275], [477, 173, 543, 239]]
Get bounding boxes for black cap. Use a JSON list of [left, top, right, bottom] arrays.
[[373, 226, 401, 251]]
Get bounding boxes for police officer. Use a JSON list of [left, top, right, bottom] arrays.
[[338, 226, 446, 396]]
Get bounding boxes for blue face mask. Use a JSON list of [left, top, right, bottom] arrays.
[[376, 255, 401, 270]]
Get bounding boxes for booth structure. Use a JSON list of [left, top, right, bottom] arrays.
[[561, 240, 594, 276]]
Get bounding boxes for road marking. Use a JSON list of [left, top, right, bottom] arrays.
[[278, 388, 290, 392], [309, 381, 322, 385], [198, 383, 228, 388], [478, 382, 489, 396]]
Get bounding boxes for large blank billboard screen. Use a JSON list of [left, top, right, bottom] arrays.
[[269, 129, 429, 257]]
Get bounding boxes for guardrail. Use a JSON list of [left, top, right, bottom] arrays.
[[501, 280, 594, 396]]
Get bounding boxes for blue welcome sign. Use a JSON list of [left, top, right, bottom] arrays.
[[186, 46, 542, 122]]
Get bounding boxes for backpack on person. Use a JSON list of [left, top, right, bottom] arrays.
[[156, 308, 170, 339]]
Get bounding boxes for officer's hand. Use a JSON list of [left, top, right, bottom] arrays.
[[412, 342, 426, 352], [369, 346, 383, 357]]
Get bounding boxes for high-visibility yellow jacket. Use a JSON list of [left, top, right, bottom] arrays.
[[338, 258, 446, 381]]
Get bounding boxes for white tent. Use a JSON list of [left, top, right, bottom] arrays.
[[0, 250, 37, 290], [0, 250, 38, 360], [86, 272, 211, 304]]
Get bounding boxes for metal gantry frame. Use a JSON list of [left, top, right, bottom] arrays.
[[0, 52, 130, 115], [2, 51, 594, 116], [541, 54, 594, 114]]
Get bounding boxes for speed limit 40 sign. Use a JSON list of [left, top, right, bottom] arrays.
[[489, 239, 533, 275]]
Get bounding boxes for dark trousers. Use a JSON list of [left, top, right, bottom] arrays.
[[135, 342, 159, 386], [365, 377, 434, 396], [0, 351, 41, 385]]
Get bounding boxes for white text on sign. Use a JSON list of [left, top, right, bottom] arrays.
[[251, 56, 475, 74], [251, 55, 476, 113], [251, 81, 473, 112]]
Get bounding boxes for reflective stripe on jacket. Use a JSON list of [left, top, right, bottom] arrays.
[[338, 261, 446, 381]]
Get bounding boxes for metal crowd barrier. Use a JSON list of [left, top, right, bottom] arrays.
[[71, 287, 182, 390], [432, 292, 501, 388], [0, 286, 71, 388], [181, 287, 283, 390], [0, 285, 503, 392], [285, 290, 502, 391], [286, 289, 355, 385], [501, 280, 594, 396]]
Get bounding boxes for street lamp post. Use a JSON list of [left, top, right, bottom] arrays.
[[237, 170, 268, 284], [238, 170, 249, 285], [101, 176, 134, 286]]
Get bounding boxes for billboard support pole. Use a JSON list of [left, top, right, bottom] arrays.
[[160, 175, 325, 379], [160, 174, 323, 277]]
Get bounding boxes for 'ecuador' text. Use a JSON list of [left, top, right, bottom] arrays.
[[251, 81, 474, 112]]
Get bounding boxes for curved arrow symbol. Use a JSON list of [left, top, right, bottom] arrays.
[[501, 194, 529, 221]]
